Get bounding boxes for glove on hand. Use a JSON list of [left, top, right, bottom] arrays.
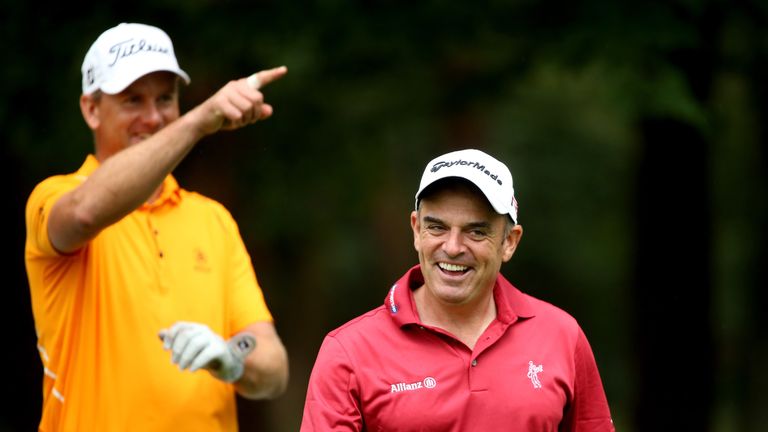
[[159, 322, 257, 383]]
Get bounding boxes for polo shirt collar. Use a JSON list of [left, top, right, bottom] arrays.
[[77, 155, 182, 210], [385, 265, 536, 328]]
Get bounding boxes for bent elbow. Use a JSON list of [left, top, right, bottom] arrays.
[[269, 366, 290, 399], [71, 206, 101, 236], [49, 204, 102, 253], [238, 356, 289, 400]]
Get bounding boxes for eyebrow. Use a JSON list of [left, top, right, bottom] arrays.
[[422, 216, 492, 230]]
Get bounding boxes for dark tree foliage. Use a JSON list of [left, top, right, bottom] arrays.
[[3, 1, 767, 430]]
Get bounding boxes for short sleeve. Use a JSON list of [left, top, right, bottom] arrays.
[[219, 208, 273, 333], [300, 335, 364, 432], [561, 329, 615, 432], [25, 176, 80, 258]]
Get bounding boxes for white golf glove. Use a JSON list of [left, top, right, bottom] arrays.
[[159, 322, 257, 383]]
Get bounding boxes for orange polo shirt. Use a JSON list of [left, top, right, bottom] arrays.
[[25, 155, 273, 432]]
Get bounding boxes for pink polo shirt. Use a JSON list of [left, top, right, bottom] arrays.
[[301, 265, 614, 431]]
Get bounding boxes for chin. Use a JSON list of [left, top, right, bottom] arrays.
[[433, 286, 472, 305]]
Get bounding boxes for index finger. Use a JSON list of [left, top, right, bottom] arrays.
[[247, 65, 288, 90]]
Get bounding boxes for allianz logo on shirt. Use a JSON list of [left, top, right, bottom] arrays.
[[390, 376, 437, 393]]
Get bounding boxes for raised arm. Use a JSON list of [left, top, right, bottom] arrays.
[[47, 66, 287, 253]]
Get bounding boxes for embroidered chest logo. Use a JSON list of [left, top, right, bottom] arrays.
[[194, 249, 211, 272], [390, 376, 437, 393], [527, 361, 543, 389]]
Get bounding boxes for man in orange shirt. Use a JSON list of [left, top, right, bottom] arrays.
[[24, 22, 289, 431]]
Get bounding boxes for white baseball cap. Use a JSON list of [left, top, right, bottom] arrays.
[[81, 23, 190, 95], [415, 149, 519, 223]]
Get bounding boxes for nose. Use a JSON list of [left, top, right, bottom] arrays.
[[442, 228, 465, 257], [141, 102, 164, 128]]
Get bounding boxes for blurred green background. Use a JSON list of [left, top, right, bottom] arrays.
[[3, 1, 767, 431]]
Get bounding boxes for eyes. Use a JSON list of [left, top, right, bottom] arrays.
[[425, 223, 490, 241], [121, 93, 177, 108], [156, 93, 176, 105]]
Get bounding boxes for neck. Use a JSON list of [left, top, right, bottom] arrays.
[[413, 288, 497, 350]]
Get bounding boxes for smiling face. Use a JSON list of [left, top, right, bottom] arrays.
[[79, 71, 180, 161], [411, 180, 523, 310]]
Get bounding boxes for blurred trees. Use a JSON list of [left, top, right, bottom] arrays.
[[3, 1, 767, 431]]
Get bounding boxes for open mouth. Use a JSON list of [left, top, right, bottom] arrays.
[[130, 134, 153, 145], [438, 262, 470, 275]]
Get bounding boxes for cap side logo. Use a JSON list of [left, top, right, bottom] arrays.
[[86, 67, 95, 86]]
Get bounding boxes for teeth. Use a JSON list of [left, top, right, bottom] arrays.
[[439, 263, 467, 272]]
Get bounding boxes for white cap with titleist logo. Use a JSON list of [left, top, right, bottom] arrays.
[[415, 149, 519, 224], [81, 23, 191, 95]]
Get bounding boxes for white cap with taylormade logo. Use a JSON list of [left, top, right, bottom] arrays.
[[81, 23, 190, 95], [415, 149, 519, 224]]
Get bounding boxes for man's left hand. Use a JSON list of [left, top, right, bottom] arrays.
[[159, 321, 256, 383]]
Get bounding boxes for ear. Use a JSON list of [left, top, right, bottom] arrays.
[[410, 210, 421, 253], [501, 224, 523, 262], [80, 94, 100, 130]]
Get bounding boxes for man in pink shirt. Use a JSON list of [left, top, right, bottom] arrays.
[[301, 149, 615, 431]]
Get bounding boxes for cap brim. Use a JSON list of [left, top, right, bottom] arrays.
[[100, 67, 190, 94], [416, 174, 514, 216]]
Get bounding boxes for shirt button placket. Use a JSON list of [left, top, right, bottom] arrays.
[[147, 213, 169, 294], [468, 357, 482, 391]]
